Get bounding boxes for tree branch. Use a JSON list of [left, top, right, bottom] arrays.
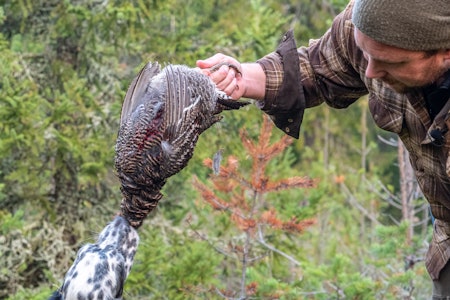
[[256, 224, 301, 267]]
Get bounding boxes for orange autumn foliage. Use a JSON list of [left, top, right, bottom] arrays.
[[231, 211, 257, 231], [260, 209, 283, 229], [193, 115, 317, 234], [246, 282, 258, 296]]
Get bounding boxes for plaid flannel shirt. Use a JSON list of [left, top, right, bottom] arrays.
[[256, 1, 450, 280]]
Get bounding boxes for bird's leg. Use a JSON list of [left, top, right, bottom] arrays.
[[208, 62, 242, 76]]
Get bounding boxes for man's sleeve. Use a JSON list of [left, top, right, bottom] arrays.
[[256, 1, 368, 139]]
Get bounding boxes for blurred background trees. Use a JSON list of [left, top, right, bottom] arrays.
[[0, 0, 431, 299]]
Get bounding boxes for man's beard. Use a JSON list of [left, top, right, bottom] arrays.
[[382, 67, 449, 94], [382, 77, 411, 94]]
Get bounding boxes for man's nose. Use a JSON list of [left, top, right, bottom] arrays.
[[365, 58, 387, 79]]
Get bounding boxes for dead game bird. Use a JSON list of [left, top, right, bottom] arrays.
[[115, 62, 247, 228]]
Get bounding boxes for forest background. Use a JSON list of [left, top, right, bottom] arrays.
[[0, 0, 433, 299]]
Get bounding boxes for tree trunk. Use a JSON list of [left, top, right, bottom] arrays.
[[397, 138, 415, 246]]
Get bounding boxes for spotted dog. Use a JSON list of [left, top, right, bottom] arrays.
[[49, 216, 139, 300]]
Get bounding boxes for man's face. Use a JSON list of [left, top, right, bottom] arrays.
[[354, 29, 450, 93]]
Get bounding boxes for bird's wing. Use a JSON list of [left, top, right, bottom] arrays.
[[120, 62, 161, 125], [164, 65, 191, 141]]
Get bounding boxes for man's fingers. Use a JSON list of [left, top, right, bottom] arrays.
[[214, 65, 236, 91], [196, 53, 226, 69], [197, 53, 244, 99]]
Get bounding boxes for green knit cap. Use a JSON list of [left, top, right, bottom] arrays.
[[352, 0, 450, 51]]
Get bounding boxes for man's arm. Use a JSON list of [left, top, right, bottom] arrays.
[[197, 1, 368, 138]]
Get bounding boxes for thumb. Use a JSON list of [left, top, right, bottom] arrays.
[[196, 59, 211, 69], [196, 53, 225, 68]]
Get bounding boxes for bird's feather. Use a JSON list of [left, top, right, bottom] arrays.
[[120, 62, 161, 125], [164, 64, 191, 141]]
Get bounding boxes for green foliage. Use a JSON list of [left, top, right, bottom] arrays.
[[0, 210, 74, 298], [0, 0, 433, 299], [124, 216, 222, 299], [6, 286, 55, 300], [0, 209, 24, 233]]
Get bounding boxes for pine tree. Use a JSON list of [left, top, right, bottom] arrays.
[[191, 115, 316, 299]]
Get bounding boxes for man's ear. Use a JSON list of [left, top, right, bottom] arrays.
[[443, 49, 450, 69]]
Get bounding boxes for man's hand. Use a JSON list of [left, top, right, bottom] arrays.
[[197, 53, 267, 101], [196, 53, 245, 100]]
